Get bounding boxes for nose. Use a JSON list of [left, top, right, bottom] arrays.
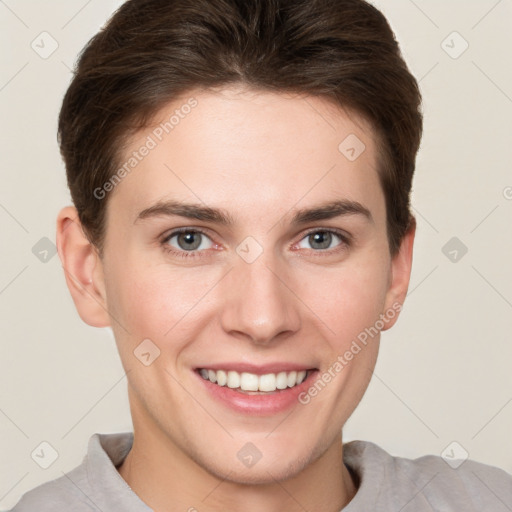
[[219, 250, 302, 346]]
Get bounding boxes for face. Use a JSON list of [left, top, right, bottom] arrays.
[[59, 85, 413, 484]]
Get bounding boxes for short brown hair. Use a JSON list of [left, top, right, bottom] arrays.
[[58, 0, 422, 257]]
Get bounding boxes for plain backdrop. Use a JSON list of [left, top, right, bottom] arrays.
[[1, 0, 511, 509]]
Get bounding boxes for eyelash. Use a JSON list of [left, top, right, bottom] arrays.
[[160, 227, 351, 259]]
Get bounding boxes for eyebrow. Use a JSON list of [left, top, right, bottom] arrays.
[[134, 199, 373, 226]]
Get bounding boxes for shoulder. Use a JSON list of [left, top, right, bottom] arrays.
[[8, 464, 98, 511], [8, 431, 138, 511], [8, 432, 135, 512], [344, 440, 512, 511]]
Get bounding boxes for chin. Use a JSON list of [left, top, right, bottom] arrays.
[[216, 458, 311, 486], [190, 442, 321, 486]]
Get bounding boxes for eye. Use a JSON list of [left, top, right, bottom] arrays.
[[296, 229, 350, 252], [162, 228, 215, 258]]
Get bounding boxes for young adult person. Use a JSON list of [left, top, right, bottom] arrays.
[[10, 0, 512, 510]]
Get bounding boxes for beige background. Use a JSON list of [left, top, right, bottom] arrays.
[[1, 0, 511, 508]]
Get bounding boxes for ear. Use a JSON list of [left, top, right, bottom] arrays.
[[381, 217, 416, 331], [56, 206, 111, 327]]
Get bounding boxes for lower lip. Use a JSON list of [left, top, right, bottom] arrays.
[[195, 370, 318, 416]]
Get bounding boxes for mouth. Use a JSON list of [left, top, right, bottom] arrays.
[[197, 368, 312, 394], [193, 365, 319, 415]]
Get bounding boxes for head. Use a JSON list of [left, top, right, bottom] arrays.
[[56, 0, 422, 484]]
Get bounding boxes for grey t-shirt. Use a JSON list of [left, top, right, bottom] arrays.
[[9, 431, 512, 511]]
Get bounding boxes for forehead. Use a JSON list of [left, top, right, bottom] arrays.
[[107, 85, 384, 226]]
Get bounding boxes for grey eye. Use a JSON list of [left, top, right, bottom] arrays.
[[297, 231, 344, 251], [166, 231, 214, 252]]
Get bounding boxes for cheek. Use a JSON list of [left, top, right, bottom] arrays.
[[296, 254, 390, 347], [104, 257, 219, 344]]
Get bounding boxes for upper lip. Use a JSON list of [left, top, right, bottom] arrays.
[[195, 363, 317, 375]]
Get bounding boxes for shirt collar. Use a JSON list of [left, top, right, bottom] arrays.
[[86, 431, 153, 511], [84, 432, 380, 511]]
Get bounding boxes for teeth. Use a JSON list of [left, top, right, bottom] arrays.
[[276, 371, 288, 389], [217, 370, 227, 386], [296, 370, 306, 385], [287, 371, 297, 387], [259, 373, 276, 392], [199, 368, 309, 392], [240, 372, 259, 391], [227, 371, 240, 389]]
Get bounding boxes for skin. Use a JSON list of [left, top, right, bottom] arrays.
[[56, 84, 415, 512]]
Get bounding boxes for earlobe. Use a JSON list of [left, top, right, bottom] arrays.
[[56, 206, 111, 328], [381, 218, 416, 331]]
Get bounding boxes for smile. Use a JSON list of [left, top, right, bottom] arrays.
[[198, 368, 309, 393]]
